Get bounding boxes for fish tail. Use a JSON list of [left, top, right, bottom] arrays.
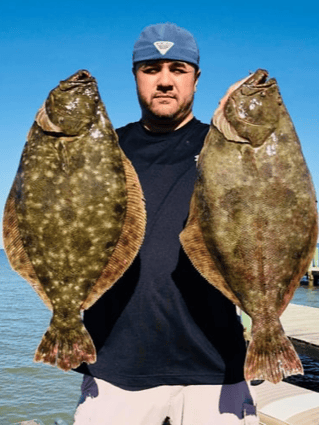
[[244, 320, 303, 384], [34, 314, 96, 371]]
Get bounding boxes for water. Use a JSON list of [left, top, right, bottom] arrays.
[[0, 250, 82, 424], [1, 250, 319, 424]]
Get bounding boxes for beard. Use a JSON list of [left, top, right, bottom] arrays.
[[137, 92, 195, 126]]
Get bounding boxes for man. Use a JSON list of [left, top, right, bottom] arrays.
[[73, 23, 259, 424]]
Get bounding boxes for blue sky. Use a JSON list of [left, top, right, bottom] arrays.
[[1, 0, 318, 248]]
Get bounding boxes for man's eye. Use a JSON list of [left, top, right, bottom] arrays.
[[143, 68, 158, 74], [172, 68, 186, 74]]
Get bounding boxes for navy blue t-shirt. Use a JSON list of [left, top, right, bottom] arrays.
[[76, 118, 246, 389]]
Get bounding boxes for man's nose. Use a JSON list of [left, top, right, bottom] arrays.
[[157, 69, 173, 91]]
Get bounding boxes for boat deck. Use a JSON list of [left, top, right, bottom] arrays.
[[281, 303, 319, 359], [256, 380, 319, 424]]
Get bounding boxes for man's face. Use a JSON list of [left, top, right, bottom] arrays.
[[134, 60, 200, 126]]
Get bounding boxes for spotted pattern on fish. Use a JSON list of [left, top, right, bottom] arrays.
[[3, 70, 146, 371]]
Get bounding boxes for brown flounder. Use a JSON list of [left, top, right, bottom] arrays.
[[180, 69, 318, 384], [3, 70, 146, 371]]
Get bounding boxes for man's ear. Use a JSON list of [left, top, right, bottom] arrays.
[[194, 69, 201, 91]]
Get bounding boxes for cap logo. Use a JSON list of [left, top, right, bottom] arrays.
[[154, 41, 174, 55]]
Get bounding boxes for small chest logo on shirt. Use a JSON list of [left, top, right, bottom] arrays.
[[154, 41, 174, 55]]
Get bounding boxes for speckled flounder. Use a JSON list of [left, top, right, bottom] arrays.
[[3, 70, 146, 371], [180, 69, 318, 384]]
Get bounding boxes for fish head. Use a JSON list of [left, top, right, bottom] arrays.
[[213, 69, 283, 147], [37, 70, 100, 136]]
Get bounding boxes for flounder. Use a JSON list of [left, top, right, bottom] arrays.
[[180, 69, 318, 384], [3, 70, 146, 371]]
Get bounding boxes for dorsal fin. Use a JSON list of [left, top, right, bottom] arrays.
[[180, 194, 243, 309], [82, 152, 146, 310], [3, 186, 53, 310]]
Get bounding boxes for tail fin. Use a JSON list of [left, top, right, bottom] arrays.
[[34, 314, 96, 371], [244, 320, 303, 384]]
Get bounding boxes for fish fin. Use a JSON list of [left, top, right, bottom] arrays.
[[34, 313, 96, 371], [3, 188, 53, 310], [245, 319, 303, 384], [278, 275, 305, 317], [278, 220, 319, 317], [180, 194, 243, 309], [34, 102, 63, 133], [212, 74, 251, 144], [82, 153, 146, 310]]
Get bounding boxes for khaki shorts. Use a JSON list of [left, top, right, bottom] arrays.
[[73, 376, 259, 425]]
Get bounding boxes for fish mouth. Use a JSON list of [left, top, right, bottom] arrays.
[[59, 69, 97, 91], [240, 69, 277, 96], [70, 69, 92, 80]]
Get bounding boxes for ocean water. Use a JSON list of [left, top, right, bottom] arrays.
[[0, 250, 82, 425], [1, 249, 319, 424]]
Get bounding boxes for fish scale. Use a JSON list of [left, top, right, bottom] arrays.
[[3, 70, 146, 371], [180, 69, 318, 384], [15, 113, 126, 285]]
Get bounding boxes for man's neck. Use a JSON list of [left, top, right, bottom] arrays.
[[141, 113, 194, 133]]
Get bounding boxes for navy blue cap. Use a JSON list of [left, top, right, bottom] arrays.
[[133, 23, 200, 68]]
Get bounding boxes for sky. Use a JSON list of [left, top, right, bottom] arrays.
[[0, 0, 318, 249]]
